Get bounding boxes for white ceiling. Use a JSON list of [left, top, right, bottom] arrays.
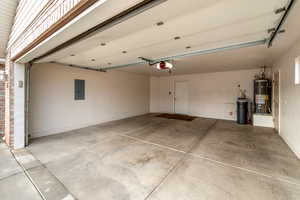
[[34, 0, 300, 76], [118, 45, 272, 76], [0, 0, 18, 58]]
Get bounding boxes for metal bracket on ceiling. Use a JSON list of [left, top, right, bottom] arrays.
[[138, 57, 161, 65], [268, 0, 296, 48], [275, 7, 286, 14], [267, 28, 285, 34]]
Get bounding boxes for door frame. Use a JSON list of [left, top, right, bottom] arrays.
[[272, 70, 280, 134], [173, 80, 189, 115]]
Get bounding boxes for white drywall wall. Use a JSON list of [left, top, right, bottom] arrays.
[[150, 69, 261, 120], [13, 63, 25, 149], [30, 63, 150, 138], [273, 39, 300, 159], [150, 76, 160, 112]]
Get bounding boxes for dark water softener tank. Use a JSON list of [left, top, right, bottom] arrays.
[[237, 98, 248, 124]]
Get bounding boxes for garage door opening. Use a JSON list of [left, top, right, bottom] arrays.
[[2, 0, 300, 199]]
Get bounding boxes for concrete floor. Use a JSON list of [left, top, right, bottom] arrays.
[[0, 142, 42, 200], [1, 114, 300, 199]]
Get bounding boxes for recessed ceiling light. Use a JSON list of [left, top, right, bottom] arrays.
[[122, 51, 127, 54], [174, 36, 181, 40], [100, 43, 106, 46], [186, 46, 191, 49], [156, 21, 164, 26]]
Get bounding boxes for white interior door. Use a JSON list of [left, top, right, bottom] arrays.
[[175, 81, 189, 115]]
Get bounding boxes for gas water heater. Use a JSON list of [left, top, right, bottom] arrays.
[[254, 68, 272, 114]]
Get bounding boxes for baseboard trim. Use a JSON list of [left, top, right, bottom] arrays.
[[30, 112, 150, 138], [150, 112, 236, 121], [191, 113, 235, 121]]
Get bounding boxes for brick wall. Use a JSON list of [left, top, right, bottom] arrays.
[[4, 56, 14, 148], [0, 64, 5, 137]]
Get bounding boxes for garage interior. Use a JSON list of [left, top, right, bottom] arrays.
[[1, 0, 300, 199]]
